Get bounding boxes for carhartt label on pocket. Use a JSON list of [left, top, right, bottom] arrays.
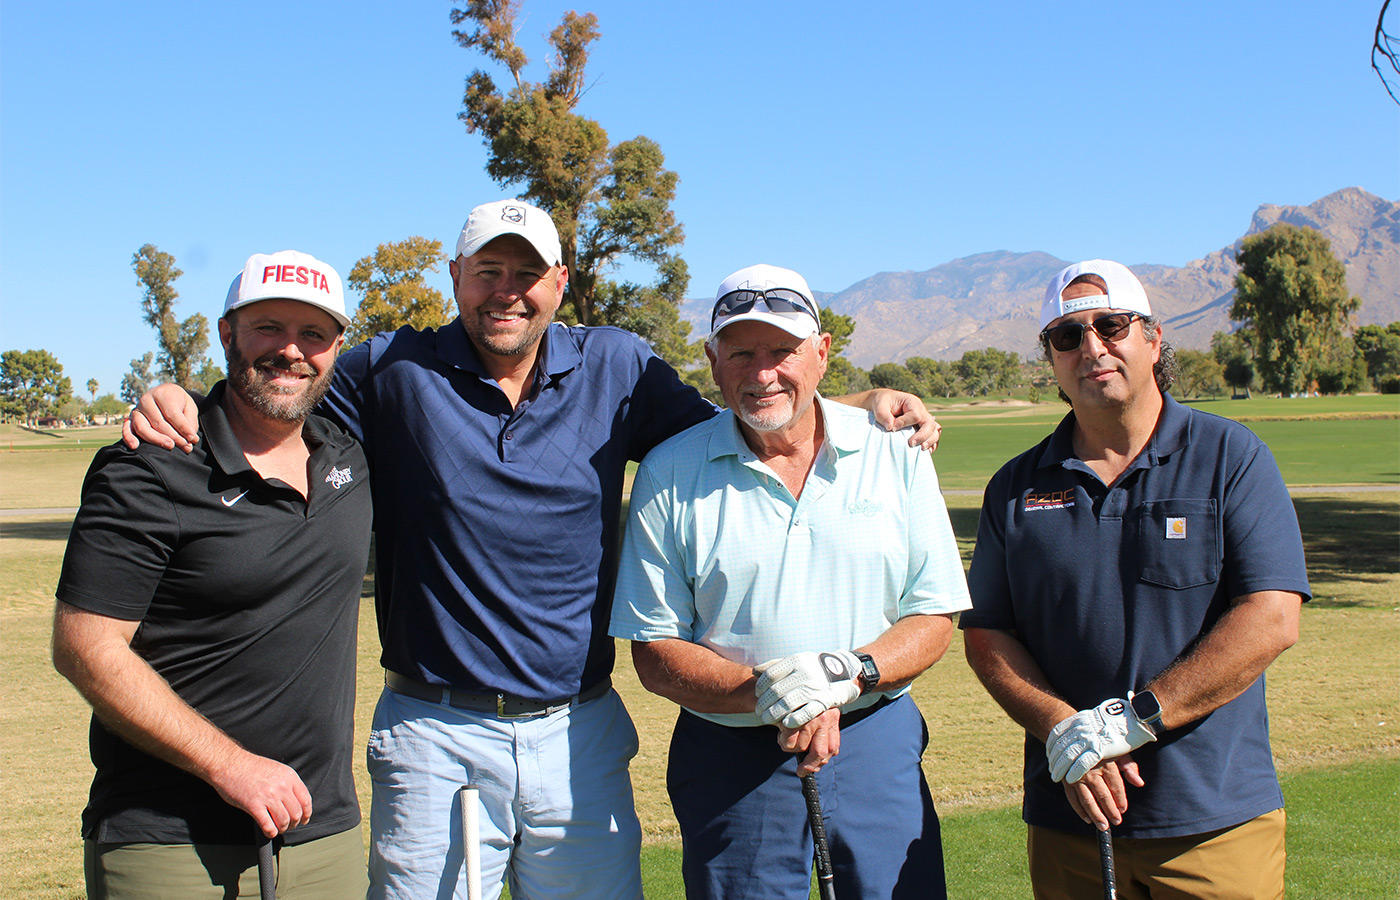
[[1166, 517, 1187, 540]]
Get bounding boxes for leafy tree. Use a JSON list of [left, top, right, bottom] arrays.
[[132, 244, 212, 389], [86, 378, 98, 403], [1232, 224, 1360, 395], [1, 349, 73, 425], [345, 237, 452, 346], [90, 393, 129, 418], [1352, 322, 1400, 388], [192, 360, 225, 394], [1172, 350, 1227, 399], [868, 362, 923, 396], [955, 348, 1021, 396], [1210, 330, 1256, 398], [120, 352, 155, 405], [450, 0, 687, 356], [818, 356, 871, 397], [823, 310, 856, 357], [905, 357, 956, 398]]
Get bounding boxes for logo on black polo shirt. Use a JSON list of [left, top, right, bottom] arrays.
[[1024, 488, 1074, 512], [325, 465, 354, 489]]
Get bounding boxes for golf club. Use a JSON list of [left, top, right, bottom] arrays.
[[800, 772, 837, 900], [254, 826, 276, 900], [459, 784, 482, 900], [1097, 824, 1118, 900]]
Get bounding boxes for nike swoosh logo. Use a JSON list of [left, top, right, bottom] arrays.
[[221, 491, 248, 507]]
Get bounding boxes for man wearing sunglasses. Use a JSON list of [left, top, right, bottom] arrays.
[[960, 259, 1309, 899], [611, 264, 971, 900]]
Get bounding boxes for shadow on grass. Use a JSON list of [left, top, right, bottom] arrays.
[[1292, 496, 1399, 609], [0, 520, 73, 542]]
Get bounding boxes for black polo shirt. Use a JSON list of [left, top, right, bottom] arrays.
[[56, 381, 372, 846]]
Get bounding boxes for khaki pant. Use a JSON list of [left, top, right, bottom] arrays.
[[1029, 809, 1286, 900], [85, 823, 366, 900]]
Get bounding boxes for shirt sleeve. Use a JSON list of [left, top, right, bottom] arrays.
[[624, 342, 717, 462], [609, 461, 698, 643], [900, 447, 972, 617], [1220, 440, 1312, 601], [55, 448, 179, 621], [960, 468, 1016, 630], [317, 336, 375, 444]]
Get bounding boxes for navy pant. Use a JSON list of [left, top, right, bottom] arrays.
[[667, 695, 946, 900]]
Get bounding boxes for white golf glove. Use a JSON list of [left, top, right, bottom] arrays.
[[753, 650, 863, 729], [1046, 696, 1158, 784]]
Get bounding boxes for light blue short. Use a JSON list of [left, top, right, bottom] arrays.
[[366, 684, 643, 900]]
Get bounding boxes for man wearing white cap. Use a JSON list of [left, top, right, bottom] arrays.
[[54, 251, 371, 898], [610, 264, 971, 899], [960, 260, 1310, 898], [127, 204, 938, 900]]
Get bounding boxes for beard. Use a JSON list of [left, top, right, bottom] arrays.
[[733, 387, 814, 434], [225, 334, 334, 423]]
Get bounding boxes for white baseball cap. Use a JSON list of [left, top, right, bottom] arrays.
[[1040, 259, 1152, 329], [455, 199, 562, 267], [224, 250, 348, 327], [708, 264, 821, 341]]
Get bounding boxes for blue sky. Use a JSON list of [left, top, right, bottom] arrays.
[[2, 1, 1395, 395]]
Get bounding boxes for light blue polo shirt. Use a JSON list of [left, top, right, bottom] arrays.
[[610, 395, 971, 727]]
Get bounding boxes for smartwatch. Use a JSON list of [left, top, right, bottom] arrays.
[[1129, 689, 1163, 735], [853, 652, 880, 693]]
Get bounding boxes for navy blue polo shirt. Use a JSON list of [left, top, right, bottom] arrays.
[[962, 394, 1310, 839], [321, 321, 715, 701]]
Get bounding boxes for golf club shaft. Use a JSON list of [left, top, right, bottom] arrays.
[[1097, 825, 1117, 900], [255, 830, 276, 900], [459, 785, 481, 900], [800, 772, 837, 900]]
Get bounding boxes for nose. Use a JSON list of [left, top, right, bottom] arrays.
[[278, 339, 306, 362]]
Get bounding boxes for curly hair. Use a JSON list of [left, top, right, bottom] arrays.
[[1038, 314, 1177, 405]]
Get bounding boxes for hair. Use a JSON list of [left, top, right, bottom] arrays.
[[1038, 312, 1177, 404], [221, 304, 346, 336]]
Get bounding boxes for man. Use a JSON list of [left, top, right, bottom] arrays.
[[127, 201, 939, 900], [53, 251, 371, 899], [961, 259, 1310, 899], [610, 264, 971, 900]]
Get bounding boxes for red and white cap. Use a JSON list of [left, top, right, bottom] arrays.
[[1040, 259, 1152, 329], [455, 199, 563, 267], [224, 250, 348, 327]]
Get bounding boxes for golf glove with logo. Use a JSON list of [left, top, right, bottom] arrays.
[[1046, 696, 1158, 784], [753, 650, 862, 729]]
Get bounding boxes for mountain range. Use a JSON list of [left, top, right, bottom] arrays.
[[679, 188, 1399, 368]]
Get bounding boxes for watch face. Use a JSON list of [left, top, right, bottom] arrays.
[[1132, 691, 1161, 722]]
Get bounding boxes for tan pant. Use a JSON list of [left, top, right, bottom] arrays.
[[85, 823, 367, 900], [1029, 809, 1286, 900]]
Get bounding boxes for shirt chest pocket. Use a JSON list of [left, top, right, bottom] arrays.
[[1136, 499, 1221, 589]]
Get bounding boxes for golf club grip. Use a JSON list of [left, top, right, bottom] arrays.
[[1097, 826, 1117, 900], [800, 773, 837, 900], [256, 833, 276, 900]]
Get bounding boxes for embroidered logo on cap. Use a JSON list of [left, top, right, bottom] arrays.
[[1166, 517, 1186, 539], [501, 205, 526, 224]]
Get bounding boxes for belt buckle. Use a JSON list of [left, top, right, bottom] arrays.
[[496, 693, 543, 719]]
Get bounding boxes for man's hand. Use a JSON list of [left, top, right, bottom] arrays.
[[121, 383, 200, 452], [869, 389, 941, 451], [778, 707, 842, 776], [754, 650, 862, 729], [213, 751, 314, 838], [1046, 697, 1157, 784], [1063, 755, 1145, 829]]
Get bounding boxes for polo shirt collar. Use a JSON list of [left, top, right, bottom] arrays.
[[436, 320, 583, 385], [705, 393, 853, 462], [1036, 390, 1192, 473], [198, 380, 348, 480]]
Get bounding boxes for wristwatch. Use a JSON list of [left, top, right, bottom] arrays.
[[853, 652, 880, 693], [1129, 689, 1164, 735]]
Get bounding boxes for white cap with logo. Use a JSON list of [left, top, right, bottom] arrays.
[[455, 199, 563, 267], [1040, 259, 1152, 329], [224, 250, 348, 327], [709, 264, 822, 342]]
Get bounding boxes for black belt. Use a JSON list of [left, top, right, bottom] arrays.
[[385, 671, 611, 719]]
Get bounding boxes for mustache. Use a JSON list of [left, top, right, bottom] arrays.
[[253, 354, 318, 378]]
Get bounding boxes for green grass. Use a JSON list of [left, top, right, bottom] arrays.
[[3, 400, 1397, 898]]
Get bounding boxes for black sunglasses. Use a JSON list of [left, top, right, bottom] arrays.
[[1040, 313, 1142, 352], [711, 288, 819, 331]]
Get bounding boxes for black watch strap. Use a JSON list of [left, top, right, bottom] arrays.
[[853, 652, 879, 693]]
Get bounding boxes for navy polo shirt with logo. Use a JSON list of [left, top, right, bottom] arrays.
[[320, 321, 715, 701], [962, 393, 1310, 839], [56, 381, 372, 845]]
